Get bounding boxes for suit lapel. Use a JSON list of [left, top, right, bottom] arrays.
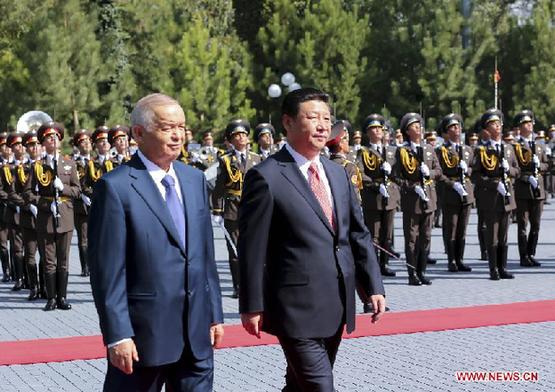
[[128, 155, 185, 254], [277, 149, 335, 235]]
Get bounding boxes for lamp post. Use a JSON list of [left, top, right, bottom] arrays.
[[267, 72, 302, 124]]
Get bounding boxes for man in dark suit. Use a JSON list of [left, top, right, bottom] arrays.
[[238, 88, 386, 392], [89, 93, 224, 392]]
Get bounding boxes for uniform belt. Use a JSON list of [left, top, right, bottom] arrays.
[[225, 190, 242, 197], [448, 176, 469, 181], [42, 196, 71, 203]]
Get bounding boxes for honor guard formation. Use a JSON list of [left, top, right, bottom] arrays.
[[1, 106, 553, 312]]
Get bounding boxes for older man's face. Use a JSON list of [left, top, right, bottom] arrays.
[[136, 104, 185, 168]]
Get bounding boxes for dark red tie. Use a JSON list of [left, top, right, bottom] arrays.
[[308, 162, 334, 229]]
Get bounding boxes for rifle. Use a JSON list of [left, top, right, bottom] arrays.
[[417, 146, 429, 210], [529, 141, 541, 198], [499, 144, 511, 205], [52, 157, 60, 229], [380, 146, 389, 205], [458, 145, 468, 203]]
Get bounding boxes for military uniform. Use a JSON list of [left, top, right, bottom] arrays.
[[254, 123, 280, 161], [0, 133, 11, 282], [212, 119, 261, 298], [72, 129, 92, 277], [82, 128, 114, 200], [24, 123, 81, 311], [436, 114, 474, 272], [392, 113, 442, 285], [512, 111, 548, 267], [471, 109, 520, 280], [108, 125, 131, 167], [1, 134, 26, 291], [348, 130, 362, 162]]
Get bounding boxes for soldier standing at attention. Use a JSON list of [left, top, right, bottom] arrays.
[[24, 122, 81, 310], [0, 132, 12, 282], [392, 113, 442, 286], [82, 127, 113, 202], [348, 129, 363, 162], [356, 114, 399, 277], [436, 114, 474, 272], [255, 123, 279, 161], [72, 129, 93, 277], [109, 125, 131, 167], [512, 110, 548, 267], [327, 120, 362, 201], [471, 109, 520, 280], [212, 119, 261, 298]]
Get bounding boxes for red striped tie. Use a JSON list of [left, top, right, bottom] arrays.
[[308, 162, 334, 229]]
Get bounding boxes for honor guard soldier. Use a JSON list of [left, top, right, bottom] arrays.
[[199, 131, 221, 163], [10, 131, 44, 299], [436, 114, 474, 272], [471, 109, 520, 280], [512, 110, 548, 267], [82, 126, 114, 201], [467, 132, 479, 147], [0, 132, 12, 282], [1, 133, 26, 291], [255, 123, 279, 160], [212, 119, 261, 298], [348, 129, 363, 161], [73, 129, 93, 276], [357, 114, 400, 277], [327, 120, 363, 200], [108, 125, 131, 166], [24, 122, 81, 310], [392, 113, 442, 285]]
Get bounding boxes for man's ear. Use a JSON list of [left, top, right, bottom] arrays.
[[132, 125, 143, 142], [282, 114, 293, 134]]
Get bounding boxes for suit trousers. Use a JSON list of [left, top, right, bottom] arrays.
[[104, 346, 214, 392], [277, 327, 343, 392]]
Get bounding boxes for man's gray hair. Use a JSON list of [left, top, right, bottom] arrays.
[[130, 93, 182, 130]]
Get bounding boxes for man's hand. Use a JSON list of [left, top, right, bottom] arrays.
[[210, 323, 224, 348], [369, 294, 386, 324], [108, 340, 139, 375], [241, 312, 263, 338]]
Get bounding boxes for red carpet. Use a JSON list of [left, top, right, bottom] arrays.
[[1, 299, 554, 366]]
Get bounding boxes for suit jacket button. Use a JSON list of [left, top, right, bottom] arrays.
[[335, 246, 340, 252], [186, 290, 192, 296]]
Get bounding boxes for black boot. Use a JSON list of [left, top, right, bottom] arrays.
[[488, 246, 500, 280], [1, 248, 10, 282], [43, 273, 57, 311], [229, 258, 240, 299], [27, 265, 39, 301], [56, 271, 72, 310], [478, 223, 488, 260], [379, 248, 396, 277], [406, 251, 421, 286], [455, 240, 472, 272], [79, 246, 90, 277], [526, 232, 541, 267], [497, 246, 514, 279], [417, 251, 432, 285], [38, 260, 47, 298], [11, 255, 25, 291], [518, 232, 533, 266], [447, 241, 458, 272]]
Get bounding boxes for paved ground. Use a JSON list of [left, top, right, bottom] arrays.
[[1, 200, 554, 391]]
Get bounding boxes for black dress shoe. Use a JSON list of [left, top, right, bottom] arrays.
[[489, 269, 500, 281], [456, 262, 472, 272], [380, 267, 396, 277], [528, 256, 541, 267], [448, 263, 458, 272], [520, 256, 534, 267], [27, 289, 40, 301], [56, 298, 72, 310], [43, 299, 57, 311], [408, 275, 422, 286], [11, 280, 23, 291], [418, 275, 432, 285], [427, 256, 437, 265], [499, 270, 514, 279]]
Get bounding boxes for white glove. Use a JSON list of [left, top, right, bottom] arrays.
[[497, 181, 507, 196], [81, 194, 92, 206], [529, 176, 539, 189], [29, 204, 38, 218], [501, 158, 509, 173], [420, 163, 430, 177], [190, 152, 200, 162], [50, 201, 59, 216], [15, 206, 20, 214], [381, 161, 391, 175], [53, 177, 64, 192], [532, 155, 540, 167], [414, 185, 429, 201], [452, 182, 468, 197], [379, 183, 390, 198], [212, 215, 223, 225], [459, 160, 468, 174]]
